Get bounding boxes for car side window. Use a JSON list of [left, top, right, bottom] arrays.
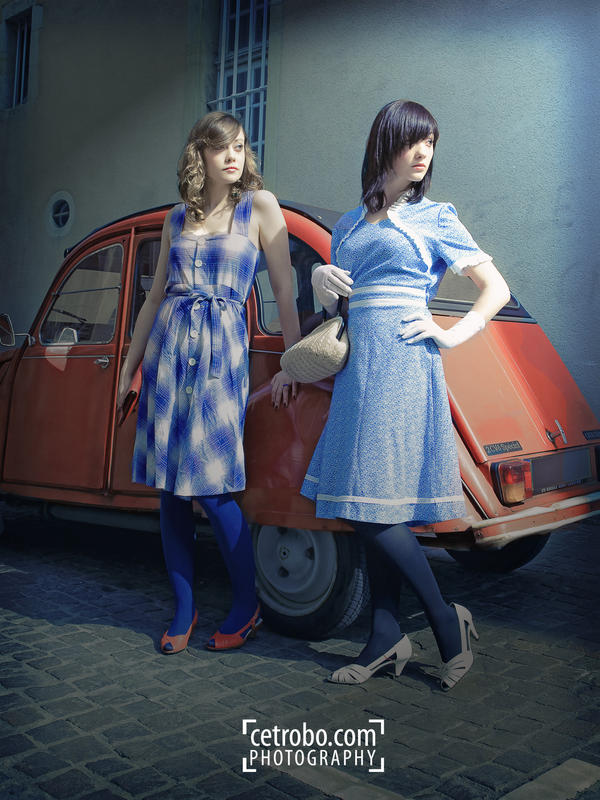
[[431, 269, 526, 318], [39, 244, 123, 345], [130, 238, 162, 334], [255, 234, 324, 334]]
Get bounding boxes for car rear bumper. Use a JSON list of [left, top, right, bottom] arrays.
[[470, 489, 600, 549]]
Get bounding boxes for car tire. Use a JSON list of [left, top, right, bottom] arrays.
[[253, 525, 368, 639], [446, 533, 550, 572]]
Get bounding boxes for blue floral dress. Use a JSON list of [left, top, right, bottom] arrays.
[[300, 197, 491, 525], [133, 192, 258, 497]]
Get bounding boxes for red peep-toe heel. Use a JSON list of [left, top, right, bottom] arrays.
[[205, 605, 262, 651], [160, 610, 198, 654]]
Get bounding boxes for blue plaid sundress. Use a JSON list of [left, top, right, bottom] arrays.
[[132, 192, 259, 497], [301, 198, 492, 525]]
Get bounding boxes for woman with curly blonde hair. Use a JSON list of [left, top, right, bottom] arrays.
[[118, 111, 300, 654], [178, 112, 263, 221]]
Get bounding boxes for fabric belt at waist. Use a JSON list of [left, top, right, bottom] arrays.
[[348, 284, 427, 309], [165, 286, 245, 378]]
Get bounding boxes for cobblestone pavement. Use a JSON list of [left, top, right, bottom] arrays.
[[0, 503, 599, 800]]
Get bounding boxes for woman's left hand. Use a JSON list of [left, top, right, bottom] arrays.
[[400, 310, 485, 349], [271, 370, 297, 408]]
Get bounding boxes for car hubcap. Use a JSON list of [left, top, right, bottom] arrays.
[[253, 526, 338, 616]]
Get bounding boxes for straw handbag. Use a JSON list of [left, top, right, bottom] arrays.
[[280, 297, 349, 383]]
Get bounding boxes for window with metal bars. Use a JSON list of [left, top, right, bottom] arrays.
[[6, 8, 32, 108], [208, 0, 269, 167]]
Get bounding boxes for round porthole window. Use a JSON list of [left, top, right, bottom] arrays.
[[52, 199, 70, 228], [46, 190, 75, 237]]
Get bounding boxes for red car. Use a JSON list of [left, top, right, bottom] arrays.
[[1, 202, 599, 637]]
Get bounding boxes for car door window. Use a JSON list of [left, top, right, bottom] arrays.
[[40, 244, 123, 344], [130, 238, 161, 334], [255, 234, 324, 334]]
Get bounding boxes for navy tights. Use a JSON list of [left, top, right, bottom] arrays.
[[160, 491, 257, 636], [348, 521, 461, 666]]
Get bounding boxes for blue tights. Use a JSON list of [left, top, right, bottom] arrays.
[[348, 521, 461, 666], [160, 491, 257, 636]]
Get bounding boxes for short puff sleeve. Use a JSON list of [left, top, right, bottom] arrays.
[[436, 204, 492, 275]]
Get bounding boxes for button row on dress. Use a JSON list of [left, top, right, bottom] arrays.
[[190, 330, 198, 339], [185, 386, 193, 395], [188, 357, 197, 366]]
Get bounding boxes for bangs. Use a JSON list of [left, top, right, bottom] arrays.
[[203, 114, 244, 149], [382, 101, 439, 164], [395, 106, 438, 149]]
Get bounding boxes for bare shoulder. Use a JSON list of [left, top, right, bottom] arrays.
[[160, 205, 177, 239], [252, 191, 286, 244], [161, 206, 173, 227], [252, 189, 282, 214]]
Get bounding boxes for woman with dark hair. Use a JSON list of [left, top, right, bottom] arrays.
[[118, 112, 300, 654], [303, 100, 510, 689]]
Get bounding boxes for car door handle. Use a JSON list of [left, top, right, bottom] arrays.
[[546, 418, 567, 446], [94, 356, 110, 369]]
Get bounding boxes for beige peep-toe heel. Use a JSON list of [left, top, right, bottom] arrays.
[[328, 635, 412, 685], [440, 603, 479, 691]]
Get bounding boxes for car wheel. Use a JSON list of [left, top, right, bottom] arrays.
[[253, 525, 368, 639], [446, 533, 550, 572]]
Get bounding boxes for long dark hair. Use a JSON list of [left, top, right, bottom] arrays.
[[177, 111, 263, 222], [361, 100, 439, 212]]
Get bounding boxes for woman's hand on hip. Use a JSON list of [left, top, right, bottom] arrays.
[[400, 310, 485, 349], [271, 370, 297, 408]]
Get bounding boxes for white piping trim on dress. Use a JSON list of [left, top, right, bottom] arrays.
[[303, 474, 319, 484], [350, 285, 426, 298], [387, 208, 433, 269], [334, 209, 366, 263], [350, 298, 427, 309], [316, 493, 464, 506]]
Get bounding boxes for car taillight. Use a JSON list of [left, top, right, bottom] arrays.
[[494, 459, 533, 505]]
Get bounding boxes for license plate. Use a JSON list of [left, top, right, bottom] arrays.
[[531, 449, 592, 494]]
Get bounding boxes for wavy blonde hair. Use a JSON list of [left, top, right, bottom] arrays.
[[177, 111, 263, 222]]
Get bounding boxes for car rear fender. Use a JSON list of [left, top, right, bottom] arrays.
[[241, 375, 352, 532]]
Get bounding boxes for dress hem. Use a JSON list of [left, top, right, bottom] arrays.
[[300, 482, 465, 525], [132, 475, 246, 499]]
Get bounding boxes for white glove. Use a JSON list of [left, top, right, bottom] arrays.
[[311, 264, 353, 312], [400, 310, 485, 349]]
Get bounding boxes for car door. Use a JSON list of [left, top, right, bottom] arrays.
[[110, 229, 163, 499], [3, 236, 127, 491]]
